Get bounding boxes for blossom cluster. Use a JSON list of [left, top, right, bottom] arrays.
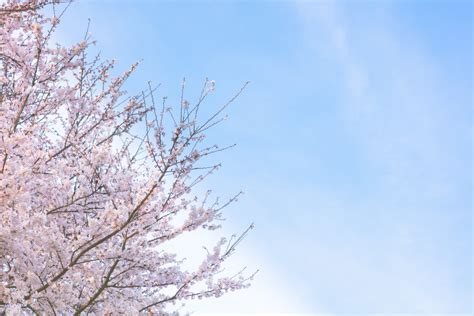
[[0, 1, 253, 314]]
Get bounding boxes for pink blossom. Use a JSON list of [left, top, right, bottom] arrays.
[[0, 1, 253, 314]]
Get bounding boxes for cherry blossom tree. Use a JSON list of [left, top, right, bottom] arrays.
[[0, 1, 255, 314]]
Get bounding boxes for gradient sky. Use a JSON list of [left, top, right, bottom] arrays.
[[55, 0, 472, 314]]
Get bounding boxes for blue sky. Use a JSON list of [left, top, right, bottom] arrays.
[[56, 0, 472, 314]]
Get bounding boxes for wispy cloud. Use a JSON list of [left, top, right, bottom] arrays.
[[52, 0, 471, 313], [295, 1, 471, 313]]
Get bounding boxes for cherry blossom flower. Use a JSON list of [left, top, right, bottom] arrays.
[[0, 1, 254, 314]]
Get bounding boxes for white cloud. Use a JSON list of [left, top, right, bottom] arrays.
[[294, 1, 471, 313], [164, 227, 316, 314]]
